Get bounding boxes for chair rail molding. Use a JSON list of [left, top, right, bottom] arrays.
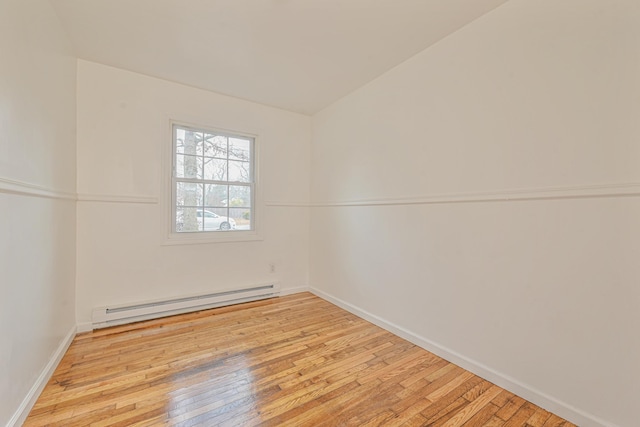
[[304, 182, 640, 208], [76, 193, 159, 204], [0, 176, 76, 200], [0, 178, 160, 204]]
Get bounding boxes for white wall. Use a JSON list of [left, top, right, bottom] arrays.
[[76, 61, 310, 325], [0, 0, 77, 425], [310, 1, 640, 426]]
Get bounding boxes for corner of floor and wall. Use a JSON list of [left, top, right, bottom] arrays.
[[3, 1, 639, 427]]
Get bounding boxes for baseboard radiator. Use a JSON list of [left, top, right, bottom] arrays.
[[91, 283, 280, 329]]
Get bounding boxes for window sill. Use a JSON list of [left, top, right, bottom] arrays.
[[162, 231, 263, 246]]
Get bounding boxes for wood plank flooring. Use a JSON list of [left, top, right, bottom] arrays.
[[25, 293, 576, 426]]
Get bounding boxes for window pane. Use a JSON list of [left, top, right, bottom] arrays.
[[194, 132, 205, 156], [229, 185, 251, 208], [230, 208, 251, 230], [175, 128, 186, 154], [203, 134, 227, 158], [204, 184, 228, 208], [175, 154, 184, 177], [229, 137, 251, 161], [182, 130, 199, 156], [208, 207, 228, 217], [203, 157, 227, 181], [228, 160, 250, 182], [176, 154, 200, 179], [176, 207, 202, 232], [176, 182, 203, 207]]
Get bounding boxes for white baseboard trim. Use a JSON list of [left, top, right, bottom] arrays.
[[309, 287, 618, 427], [76, 322, 94, 333], [279, 285, 310, 296], [7, 325, 76, 427]]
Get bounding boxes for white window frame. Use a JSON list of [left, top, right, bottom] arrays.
[[163, 121, 261, 245]]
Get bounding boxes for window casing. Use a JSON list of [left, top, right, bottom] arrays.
[[172, 124, 254, 235]]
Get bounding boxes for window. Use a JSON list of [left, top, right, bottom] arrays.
[[172, 124, 254, 234]]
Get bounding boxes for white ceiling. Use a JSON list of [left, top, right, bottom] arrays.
[[51, 0, 508, 115]]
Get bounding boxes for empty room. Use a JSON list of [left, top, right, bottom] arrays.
[[2, 0, 638, 426]]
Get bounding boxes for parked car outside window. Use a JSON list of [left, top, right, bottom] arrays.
[[176, 210, 236, 232]]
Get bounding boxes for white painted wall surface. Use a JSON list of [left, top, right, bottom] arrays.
[[76, 61, 310, 325], [310, 1, 640, 426], [0, 0, 77, 425]]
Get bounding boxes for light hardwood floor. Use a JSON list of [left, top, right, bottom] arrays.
[[25, 293, 576, 426]]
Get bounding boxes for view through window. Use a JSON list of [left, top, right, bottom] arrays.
[[173, 124, 254, 233]]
